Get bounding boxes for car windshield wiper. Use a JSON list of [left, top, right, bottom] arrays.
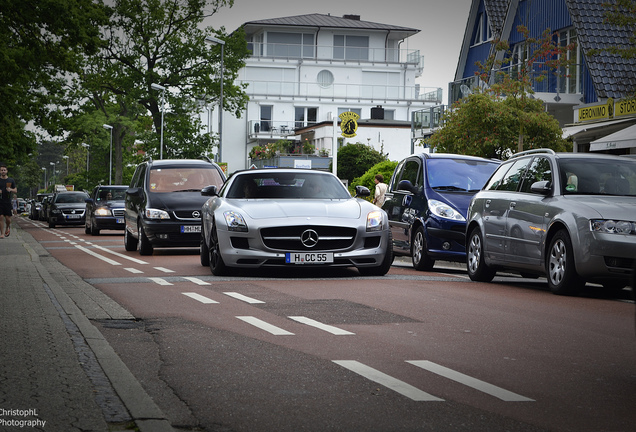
[[432, 186, 468, 192], [173, 188, 203, 192]]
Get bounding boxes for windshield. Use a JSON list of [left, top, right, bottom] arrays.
[[55, 193, 88, 204], [226, 172, 351, 199], [426, 158, 499, 192], [149, 167, 224, 193], [559, 158, 636, 196], [97, 188, 126, 201]]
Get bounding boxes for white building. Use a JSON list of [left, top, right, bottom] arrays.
[[210, 14, 443, 173]]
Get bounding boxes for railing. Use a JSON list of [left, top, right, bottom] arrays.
[[249, 121, 305, 138], [240, 80, 442, 103], [449, 62, 583, 105], [248, 42, 422, 66]]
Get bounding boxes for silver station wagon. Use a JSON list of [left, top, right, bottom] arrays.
[[466, 149, 636, 295]]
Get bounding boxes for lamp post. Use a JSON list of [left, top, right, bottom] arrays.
[[205, 36, 225, 163], [62, 155, 69, 177], [151, 83, 166, 159], [103, 124, 113, 185], [82, 143, 90, 189], [42, 167, 46, 190], [49, 161, 56, 186]]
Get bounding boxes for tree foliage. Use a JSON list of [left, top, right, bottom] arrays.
[[350, 160, 398, 201], [336, 143, 387, 183]]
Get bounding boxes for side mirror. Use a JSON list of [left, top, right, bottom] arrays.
[[126, 187, 143, 198], [354, 185, 370, 198], [398, 179, 416, 193], [201, 185, 218, 197], [530, 180, 552, 195], [85, 198, 94, 204]]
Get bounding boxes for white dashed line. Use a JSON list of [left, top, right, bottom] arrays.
[[183, 292, 219, 304], [406, 360, 534, 402], [224, 292, 265, 304], [333, 360, 444, 401], [183, 277, 210, 285], [148, 277, 172, 286], [288, 316, 355, 335], [74, 245, 121, 266], [154, 267, 174, 273], [236, 316, 294, 335], [124, 268, 144, 274]]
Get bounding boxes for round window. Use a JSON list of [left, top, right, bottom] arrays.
[[317, 70, 334, 88]]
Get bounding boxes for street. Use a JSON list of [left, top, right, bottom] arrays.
[[17, 217, 636, 432]]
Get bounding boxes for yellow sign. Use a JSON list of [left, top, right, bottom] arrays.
[[339, 111, 359, 138], [578, 98, 613, 122], [616, 98, 636, 117]]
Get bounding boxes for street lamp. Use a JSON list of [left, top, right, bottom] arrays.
[[151, 83, 166, 159], [103, 124, 113, 185], [82, 143, 90, 188], [49, 161, 56, 185], [205, 36, 225, 163], [62, 155, 69, 177], [41, 167, 46, 190]]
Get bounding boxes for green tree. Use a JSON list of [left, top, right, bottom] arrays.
[[336, 143, 387, 183], [350, 160, 398, 200]]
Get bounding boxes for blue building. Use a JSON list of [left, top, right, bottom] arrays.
[[451, 0, 636, 154]]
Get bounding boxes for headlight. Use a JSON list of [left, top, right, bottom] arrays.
[[590, 219, 636, 234], [428, 199, 465, 221], [145, 208, 170, 220], [366, 210, 384, 232], [95, 208, 111, 216], [224, 211, 248, 232]]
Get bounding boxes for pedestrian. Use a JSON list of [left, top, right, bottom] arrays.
[[372, 173, 388, 207], [0, 162, 17, 238], [12, 193, 18, 216]]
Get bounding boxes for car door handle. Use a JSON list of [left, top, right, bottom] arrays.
[[485, 199, 491, 208], [510, 202, 517, 208]]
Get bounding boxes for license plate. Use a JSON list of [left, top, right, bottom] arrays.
[[181, 225, 201, 233], [285, 252, 333, 264], [66, 214, 81, 219], [116, 218, 124, 224]]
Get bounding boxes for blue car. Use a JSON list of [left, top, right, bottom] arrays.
[[382, 153, 500, 270]]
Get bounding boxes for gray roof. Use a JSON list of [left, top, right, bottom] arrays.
[[242, 13, 419, 36], [484, 0, 509, 37], [565, 0, 636, 99]]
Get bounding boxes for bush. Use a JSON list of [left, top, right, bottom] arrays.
[[336, 143, 387, 183], [349, 159, 398, 201]]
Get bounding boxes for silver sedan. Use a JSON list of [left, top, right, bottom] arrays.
[[200, 169, 393, 276]]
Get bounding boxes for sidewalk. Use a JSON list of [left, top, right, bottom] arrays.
[[0, 218, 174, 432]]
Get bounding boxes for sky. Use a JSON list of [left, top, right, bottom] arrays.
[[204, 0, 473, 105]]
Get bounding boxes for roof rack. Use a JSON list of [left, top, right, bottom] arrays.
[[510, 149, 556, 159]]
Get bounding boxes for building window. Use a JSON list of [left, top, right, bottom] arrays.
[[334, 35, 369, 61], [471, 13, 493, 46], [260, 105, 273, 132], [558, 28, 580, 94], [338, 108, 362, 117], [295, 107, 318, 129], [266, 32, 315, 58], [317, 70, 334, 88]]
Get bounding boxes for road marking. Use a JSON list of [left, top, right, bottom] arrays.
[[154, 267, 174, 273], [183, 277, 210, 286], [224, 292, 265, 304], [148, 277, 172, 286], [333, 360, 443, 402], [89, 244, 149, 264], [183, 292, 218, 304], [288, 316, 355, 335], [236, 316, 294, 335], [74, 245, 121, 266], [124, 267, 144, 274], [406, 360, 534, 402]]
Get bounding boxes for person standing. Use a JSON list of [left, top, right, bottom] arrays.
[[372, 173, 388, 207], [0, 163, 17, 238]]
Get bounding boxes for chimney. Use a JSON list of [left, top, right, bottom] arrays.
[[343, 15, 361, 20]]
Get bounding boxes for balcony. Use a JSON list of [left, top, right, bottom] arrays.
[[249, 121, 310, 141], [250, 154, 333, 171], [449, 62, 583, 105]]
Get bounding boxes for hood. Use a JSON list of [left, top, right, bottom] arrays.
[[54, 203, 86, 209], [564, 195, 636, 220], [427, 189, 475, 217], [149, 191, 210, 211], [233, 199, 363, 220]]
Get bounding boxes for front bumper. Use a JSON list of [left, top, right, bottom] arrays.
[[142, 219, 201, 248]]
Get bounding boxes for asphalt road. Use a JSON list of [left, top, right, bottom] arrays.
[[21, 219, 636, 432]]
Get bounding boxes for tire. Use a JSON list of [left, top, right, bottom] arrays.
[[546, 229, 584, 295], [411, 226, 435, 271], [358, 232, 394, 276], [138, 223, 153, 256], [124, 227, 138, 251], [90, 219, 100, 236], [200, 227, 210, 266], [466, 227, 496, 282], [208, 223, 228, 276]]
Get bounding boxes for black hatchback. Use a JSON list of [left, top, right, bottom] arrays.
[[47, 191, 90, 228], [124, 158, 226, 255]]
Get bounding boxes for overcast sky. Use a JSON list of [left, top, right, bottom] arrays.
[[204, 0, 473, 105]]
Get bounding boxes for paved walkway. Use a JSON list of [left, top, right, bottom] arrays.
[[0, 218, 174, 432]]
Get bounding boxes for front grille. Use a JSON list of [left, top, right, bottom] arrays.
[[173, 210, 201, 220], [261, 225, 357, 251], [61, 209, 85, 216], [112, 209, 125, 217]]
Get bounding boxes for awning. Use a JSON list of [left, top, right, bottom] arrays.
[[589, 124, 636, 151], [562, 118, 635, 139]]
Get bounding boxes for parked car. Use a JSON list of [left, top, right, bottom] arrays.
[[29, 193, 50, 220], [124, 158, 226, 255], [466, 149, 636, 295], [47, 191, 90, 228], [382, 153, 500, 270], [85, 185, 128, 235], [39, 195, 53, 221], [200, 169, 393, 276]]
